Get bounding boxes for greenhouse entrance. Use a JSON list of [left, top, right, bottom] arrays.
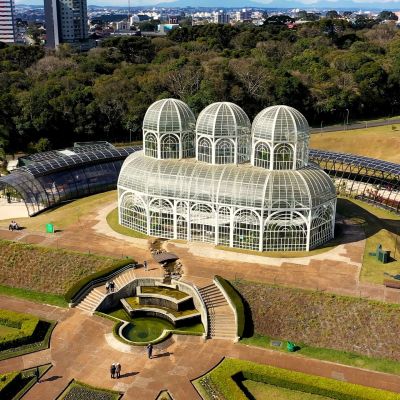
[[190, 222, 215, 243]]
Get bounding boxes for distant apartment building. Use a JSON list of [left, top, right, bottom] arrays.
[[0, 0, 16, 43], [44, 0, 89, 48], [214, 10, 230, 24], [236, 8, 252, 22]]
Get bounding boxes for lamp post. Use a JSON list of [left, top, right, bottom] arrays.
[[320, 120, 323, 133], [345, 108, 349, 129]]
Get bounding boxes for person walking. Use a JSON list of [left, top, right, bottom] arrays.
[[146, 343, 153, 359], [105, 281, 110, 294], [110, 363, 116, 379], [110, 281, 115, 292], [144, 260, 148, 271], [115, 362, 121, 379]]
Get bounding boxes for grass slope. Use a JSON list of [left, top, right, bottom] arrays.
[[310, 125, 400, 163], [0, 239, 117, 295], [233, 279, 400, 361]]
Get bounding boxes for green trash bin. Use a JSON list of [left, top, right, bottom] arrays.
[[287, 341, 295, 352], [46, 223, 54, 234]]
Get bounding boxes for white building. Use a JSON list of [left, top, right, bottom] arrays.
[[44, 0, 89, 48], [118, 99, 336, 252], [0, 0, 16, 43]]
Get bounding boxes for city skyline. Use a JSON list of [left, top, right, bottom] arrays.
[[14, 0, 400, 9]]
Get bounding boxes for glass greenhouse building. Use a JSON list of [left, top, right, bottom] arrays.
[[0, 143, 139, 216], [118, 99, 337, 251]]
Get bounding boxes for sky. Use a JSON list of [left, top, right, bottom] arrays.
[[15, 0, 400, 9]]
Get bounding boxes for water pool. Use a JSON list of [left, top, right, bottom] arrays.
[[121, 317, 174, 342]]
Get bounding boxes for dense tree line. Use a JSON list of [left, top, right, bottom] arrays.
[[1, 18, 400, 154]]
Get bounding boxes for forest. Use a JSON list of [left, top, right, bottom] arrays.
[[1, 17, 400, 154]]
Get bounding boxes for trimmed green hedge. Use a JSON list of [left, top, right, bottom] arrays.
[[203, 358, 400, 400], [0, 371, 20, 393], [0, 309, 39, 351], [214, 276, 245, 337], [65, 258, 135, 302]]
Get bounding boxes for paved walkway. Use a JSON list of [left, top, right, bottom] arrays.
[[1, 297, 400, 399], [1, 198, 400, 398]]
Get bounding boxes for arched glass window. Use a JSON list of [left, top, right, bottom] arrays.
[[237, 135, 250, 164], [218, 206, 231, 246], [264, 211, 307, 251], [215, 139, 234, 164], [273, 144, 294, 170], [149, 199, 174, 238], [120, 193, 147, 234], [310, 204, 334, 248], [233, 210, 260, 250], [182, 133, 195, 158], [190, 203, 215, 243], [144, 132, 158, 158], [176, 201, 188, 239], [197, 137, 212, 163], [254, 142, 271, 169], [161, 134, 180, 159]]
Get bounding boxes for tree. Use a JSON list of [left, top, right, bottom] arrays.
[[101, 36, 155, 64], [326, 10, 340, 19], [378, 11, 398, 21]]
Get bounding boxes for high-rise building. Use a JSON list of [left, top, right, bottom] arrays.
[[0, 0, 16, 44], [214, 10, 230, 24], [44, 0, 89, 48]]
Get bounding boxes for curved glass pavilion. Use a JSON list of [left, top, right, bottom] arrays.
[[0, 143, 139, 216], [118, 100, 337, 251]]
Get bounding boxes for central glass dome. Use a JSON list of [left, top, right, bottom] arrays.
[[195, 102, 251, 165]]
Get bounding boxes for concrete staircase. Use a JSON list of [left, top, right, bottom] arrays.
[[198, 283, 237, 340], [76, 287, 106, 313], [76, 269, 137, 314]]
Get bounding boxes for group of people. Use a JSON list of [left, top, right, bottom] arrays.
[[105, 281, 116, 293], [8, 220, 20, 231], [110, 362, 122, 379]]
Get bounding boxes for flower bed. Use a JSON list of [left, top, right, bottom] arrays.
[[59, 381, 122, 400]]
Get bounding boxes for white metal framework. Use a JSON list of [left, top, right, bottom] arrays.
[[143, 98, 196, 160], [118, 100, 336, 252]]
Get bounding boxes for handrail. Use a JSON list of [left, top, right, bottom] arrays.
[[69, 263, 137, 306]]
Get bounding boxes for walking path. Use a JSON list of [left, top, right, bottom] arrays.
[[1, 297, 400, 400], [1, 198, 400, 398]]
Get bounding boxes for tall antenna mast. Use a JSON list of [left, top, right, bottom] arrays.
[[128, 0, 131, 22]]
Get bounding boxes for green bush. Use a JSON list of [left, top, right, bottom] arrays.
[[65, 258, 135, 302], [0, 309, 39, 351], [214, 276, 245, 337], [0, 371, 20, 391], [205, 358, 400, 400]]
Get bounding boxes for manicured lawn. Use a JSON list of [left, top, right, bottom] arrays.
[[0, 325, 18, 336], [336, 197, 400, 284], [106, 208, 148, 239], [125, 297, 199, 318], [141, 286, 189, 300], [105, 307, 204, 336], [310, 125, 400, 163], [242, 380, 331, 400], [0, 285, 68, 307], [0, 191, 117, 232], [240, 334, 400, 376]]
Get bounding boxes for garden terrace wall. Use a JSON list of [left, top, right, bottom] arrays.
[[232, 280, 400, 361]]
